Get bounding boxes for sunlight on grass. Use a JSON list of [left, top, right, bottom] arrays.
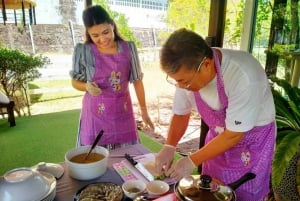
[[28, 79, 83, 103], [28, 79, 72, 89]]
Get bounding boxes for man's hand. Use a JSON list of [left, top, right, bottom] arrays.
[[86, 81, 101, 96], [166, 155, 196, 181], [155, 144, 176, 175]]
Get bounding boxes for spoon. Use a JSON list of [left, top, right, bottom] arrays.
[[84, 130, 104, 161], [134, 195, 150, 201], [134, 193, 159, 201]]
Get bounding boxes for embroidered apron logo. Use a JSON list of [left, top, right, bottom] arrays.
[[109, 71, 122, 91], [241, 151, 251, 166], [98, 103, 105, 114]]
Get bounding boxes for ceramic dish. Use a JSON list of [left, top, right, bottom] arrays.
[[74, 182, 124, 201], [39, 171, 57, 201], [122, 179, 146, 199], [0, 168, 56, 201], [146, 180, 170, 196], [65, 145, 109, 180]]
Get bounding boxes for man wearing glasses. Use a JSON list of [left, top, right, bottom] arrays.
[[155, 28, 276, 201]]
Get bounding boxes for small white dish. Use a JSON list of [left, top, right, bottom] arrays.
[[32, 162, 64, 179], [146, 180, 170, 196], [122, 179, 146, 199]]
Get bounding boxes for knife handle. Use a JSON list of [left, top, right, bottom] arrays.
[[125, 153, 137, 166]]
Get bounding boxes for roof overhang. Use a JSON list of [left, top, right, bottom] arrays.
[[0, 0, 36, 9]]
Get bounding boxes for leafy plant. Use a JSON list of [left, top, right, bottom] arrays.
[[0, 47, 50, 116], [270, 77, 300, 187]]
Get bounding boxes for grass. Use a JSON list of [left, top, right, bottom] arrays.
[[28, 79, 72, 89], [28, 80, 84, 103]]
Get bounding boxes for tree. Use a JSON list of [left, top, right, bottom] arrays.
[[57, 0, 77, 24], [0, 47, 50, 116], [166, 0, 210, 36], [265, 0, 288, 77], [225, 0, 245, 48]]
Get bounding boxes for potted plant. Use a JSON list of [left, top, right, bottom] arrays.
[[270, 77, 300, 201]]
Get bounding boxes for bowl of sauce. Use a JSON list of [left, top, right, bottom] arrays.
[[70, 152, 105, 163], [65, 145, 109, 180], [122, 179, 146, 199]]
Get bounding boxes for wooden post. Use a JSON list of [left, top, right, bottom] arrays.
[[206, 0, 227, 47], [85, 0, 93, 8], [21, 0, 26, 26], [29, 4, 33, 25], [1, 0, 7, 25]]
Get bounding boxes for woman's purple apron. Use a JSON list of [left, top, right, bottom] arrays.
[[193, 49, 275, 201], [79, 41, 138, 146]]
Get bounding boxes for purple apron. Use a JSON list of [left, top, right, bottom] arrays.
[[79, 41, 138, 146], [193, 49, 275, 201]]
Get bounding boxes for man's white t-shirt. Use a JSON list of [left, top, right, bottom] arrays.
[[173, 48, 275, 132]]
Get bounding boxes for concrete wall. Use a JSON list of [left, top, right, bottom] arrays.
[[0, 24, 164, 54]]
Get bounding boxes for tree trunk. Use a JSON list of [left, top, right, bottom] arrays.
[[265, 0, 287, 77], [290, 0, 299, 50]]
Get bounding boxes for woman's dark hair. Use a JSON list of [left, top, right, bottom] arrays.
[[160, 28, 213, 74], [82, 5, 123, 43]]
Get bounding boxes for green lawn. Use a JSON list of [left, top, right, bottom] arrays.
[[28, 79, 83, 103]]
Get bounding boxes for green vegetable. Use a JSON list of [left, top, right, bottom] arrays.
[[154, 173, 167, 180]]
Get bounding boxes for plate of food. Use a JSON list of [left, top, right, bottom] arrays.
[[74, 182, 124, 201]]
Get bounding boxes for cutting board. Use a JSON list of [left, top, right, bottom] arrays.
[[113, 153, 175, 185]]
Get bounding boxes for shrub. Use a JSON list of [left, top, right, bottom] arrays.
[[0, 47, 50, 116]]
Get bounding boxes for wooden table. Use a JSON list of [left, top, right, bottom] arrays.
[[54, 144, 150, 201]]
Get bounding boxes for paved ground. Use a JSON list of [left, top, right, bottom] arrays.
[[31, 53, 202, 155]]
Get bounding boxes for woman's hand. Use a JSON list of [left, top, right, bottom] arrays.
[[140, 107, 154, 131], [86, 81, 102, 96]]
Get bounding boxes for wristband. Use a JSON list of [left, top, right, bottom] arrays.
[[164, 144, 176, 149], [188, 154, 197, 168]]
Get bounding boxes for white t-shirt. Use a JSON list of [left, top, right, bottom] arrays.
[[173, 48, 275, 132]]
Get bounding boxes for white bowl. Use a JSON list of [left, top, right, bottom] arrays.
[[146, 180, 170, 196], [65, 145, 109, 180], [122, 179, 146, 199], [0, 168, 50, 201]]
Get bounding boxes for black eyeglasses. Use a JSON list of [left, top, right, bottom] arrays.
[[166, 57, 206, 89]]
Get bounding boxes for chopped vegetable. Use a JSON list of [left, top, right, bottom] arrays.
[[154, 173, 167, 180]]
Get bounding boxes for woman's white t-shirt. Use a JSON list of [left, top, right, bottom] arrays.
[[173, 48, 275, 132]]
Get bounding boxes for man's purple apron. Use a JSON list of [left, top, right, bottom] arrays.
[[193, 49, 275, 201], [79, 41, 138, 146]]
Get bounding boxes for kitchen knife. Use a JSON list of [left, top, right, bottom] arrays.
[[125, 153, 154, 181]]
